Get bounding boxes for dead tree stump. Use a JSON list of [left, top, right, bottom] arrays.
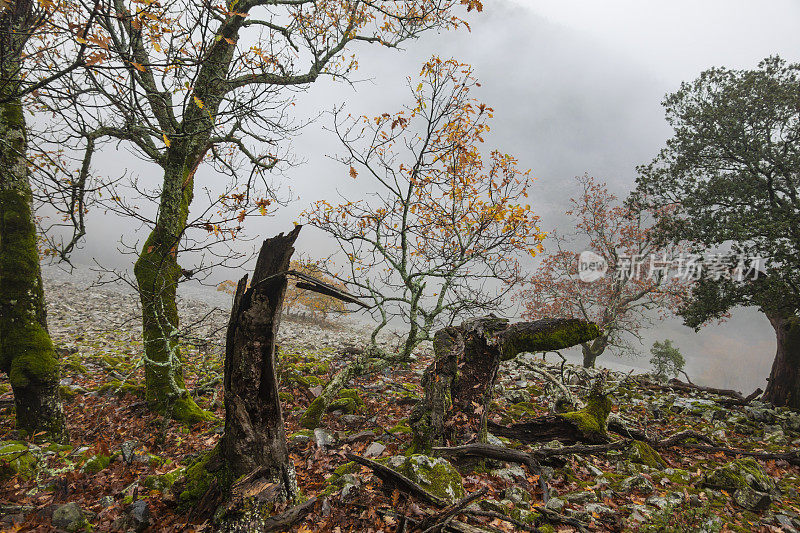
[[409, 317, 600, 452], [174, 227, 314, 531]]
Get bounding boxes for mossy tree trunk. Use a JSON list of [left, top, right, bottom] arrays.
[[0, 0, 67, 443], [580, 334, 608, 368], [132, 155, 212, 423], [762, 312, 800, 409], [131, 19, 237, 422], [410, 317, 600, 452]]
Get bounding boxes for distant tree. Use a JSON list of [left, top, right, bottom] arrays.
[[283, 259, 346, 320], [37, 0, 473, 421], [305, 58, 545, 360], [522, 175, 688, 368], [636, 56, 800, 408], [649, 339, 684, 381]]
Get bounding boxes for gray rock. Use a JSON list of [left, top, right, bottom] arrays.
[[340, 415, 361, 424], [489, 464, 526, 482], [314, 428, 334, 449], [733, 487, 773, 512], [775, 514, 799, 532], [544, 497, 564, 512], [503, 486, 532, 505], [52, 502, 85, 532], [121, 440, 139, 464], [583, 503, 614, 516], [619, 474, 655, 494], [564, 491, 598, 504], [129, 500, 151, 531], [364, 442, 386, 458]]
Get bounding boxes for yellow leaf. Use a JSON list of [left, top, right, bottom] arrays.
[[193, 95, 204, 109], [131, 62, 146, 72], [162, 133, 171, 147]]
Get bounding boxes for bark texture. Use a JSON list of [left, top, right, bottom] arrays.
[[0, 0, 67, 443], [409, 317, 599, 451], [216, 226, 301, 528], [762, 312, 800, 409]]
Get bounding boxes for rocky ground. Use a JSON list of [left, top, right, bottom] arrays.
[[1, 271, 800, 532]]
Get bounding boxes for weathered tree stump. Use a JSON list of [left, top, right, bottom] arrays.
[[409, 317, 600, 452], [174, 227, 313, 531]]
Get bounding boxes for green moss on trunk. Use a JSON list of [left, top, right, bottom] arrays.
[[0, 89, 67, 443]]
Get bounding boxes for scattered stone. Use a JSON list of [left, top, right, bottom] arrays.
[[489, 464, 526, 483], [703, 457, 777, 511], [544, 497, 565, 512], [121, 440, 139, 464], [51, 502, 86, 532], [391, 455, 465, 503], [314, 428, 334, 449], [503, 486, 532, 505], [129, 500, 151, 532], [364, 442, 386, 458], [619, 474, 655, 494]]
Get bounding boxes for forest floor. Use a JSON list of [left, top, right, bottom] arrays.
[[1, 275, 800, 532]]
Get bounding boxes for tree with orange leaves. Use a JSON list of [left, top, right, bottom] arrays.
[[521, 175, 688, 368], [35, 0, 478, 423], [305, 58, 545, 360]]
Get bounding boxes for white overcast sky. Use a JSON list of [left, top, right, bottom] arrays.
[[70, 0, 800, 391]]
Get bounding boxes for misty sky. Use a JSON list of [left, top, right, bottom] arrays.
[[66, 0, 800, 391]]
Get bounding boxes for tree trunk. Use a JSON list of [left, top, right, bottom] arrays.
[[762, 311, 800, 409], [220, 227, 301, 507], [410, 317, 600, 452], [0, 7, 67, 443], [580, 335, 607, 368], [133, 158, 211, 423], [174, 228, 308, 530]]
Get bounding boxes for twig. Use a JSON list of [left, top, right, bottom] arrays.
[[416, 488, 488, 532]]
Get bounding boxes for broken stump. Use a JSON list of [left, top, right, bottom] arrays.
[[409, 316, 600, 452]]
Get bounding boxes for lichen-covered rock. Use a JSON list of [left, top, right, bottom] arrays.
[[51, 502, 87, 532], [143, 469, 182, 492], [625, 441, 667, 469], [703, 457, 777, 511], [393, 455, 465, 503], [0, 441, 37, 481], [619, 474, 655, 494], [478, 499, 540, 525]]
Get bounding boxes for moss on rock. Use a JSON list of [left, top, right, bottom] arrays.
[[0, 441, 37, 481], [393, 455, 465, 503], [625, 441, 668, 469], [557, 390, 612, 440], [83, 454, 111, 474]]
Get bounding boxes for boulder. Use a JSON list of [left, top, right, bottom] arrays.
[[391, 455, 465, 503], [703, 457, 777, 511], [51, 502, 87, 532]]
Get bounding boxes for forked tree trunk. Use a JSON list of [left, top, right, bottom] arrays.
[[409, 317, 600, 452], [581, 334, 608, 369], [762, 311, 800, 409], [219, 227, 302, 519]]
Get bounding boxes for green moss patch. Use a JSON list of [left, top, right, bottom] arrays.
[[0, 441, 37, 481]]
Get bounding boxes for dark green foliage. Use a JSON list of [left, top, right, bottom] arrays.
[[649, 340, 685, 381]]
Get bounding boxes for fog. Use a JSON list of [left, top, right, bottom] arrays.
[[49, 0, 800, 393]]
